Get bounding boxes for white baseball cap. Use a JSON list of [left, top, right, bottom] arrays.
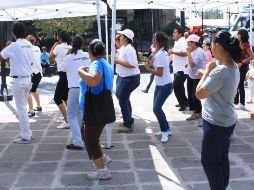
[[117, 29, 134, 41]]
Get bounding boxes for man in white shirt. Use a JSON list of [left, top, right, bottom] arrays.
[[0, 22, 34, 144], [168, 27, 189, 111]]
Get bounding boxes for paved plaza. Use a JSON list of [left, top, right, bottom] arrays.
[[0, 74, 254, 190]]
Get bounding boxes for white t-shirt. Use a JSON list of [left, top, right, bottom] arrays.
[[116, 44, 140, 77], [60, 50, 91, 88], [154, 49, 172, 86], [32, 45, 42, 74], [248, 65, 254, 80], [172, 37, 188, 74], [1, 39, 33, 76], [53, 42, 72, 72]]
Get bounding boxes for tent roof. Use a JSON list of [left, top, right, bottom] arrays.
[[0, 0, 107, 21], [108, 0, 253, 11]]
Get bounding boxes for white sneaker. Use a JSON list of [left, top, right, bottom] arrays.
[[247, 100, 253, 104], [87, 168, 111, 180], [56, 122, 70, 129], [103, 154, 112, 165], [235, 104, 245, 110], [155, 130, 172, 136], [160, 132, 169, 143], [13, 137, 32, 144]]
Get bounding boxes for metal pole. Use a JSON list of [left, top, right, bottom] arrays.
[[151, 9, 154, 34], [96, 0, 102, 40], [105, 15, 109, 62], [106, 0, 117, 149], [180, 10, 185, 29], [201, 10, 204, 34], [250, 5, 253, 47]]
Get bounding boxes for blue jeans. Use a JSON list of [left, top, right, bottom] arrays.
[[116, 75, 140, 128], [67, 88, 84, 147], [153, 83, 173, 132], [201, 119, 236, 190]]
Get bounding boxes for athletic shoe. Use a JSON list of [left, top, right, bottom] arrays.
[[118, 123, 133, 133], [155, 130, 173, 136], [141, 89, 148, 93], [235, 104, 245, 110], [186, 114, 201, 121], [87, 168, 111, 180], [13, 137, 32, 144], [160, 132, 169, 143], [34, 107, 42, 111], [28, 111, 35, 117], [56, 122, 70, 129], [66, 144, 83, 150]]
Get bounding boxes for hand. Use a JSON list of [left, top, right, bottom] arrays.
[[196, 69, 205, 77], [144, 63, 152, 71], [205, 62, 217, 72], [250, 112, 254, 120], [114, 58, 119, 64], [168, 49, 173, 55], [186, 47, 192, 53], [138, 52, 143, 56], [185, 64, 188, 68], [238, 62, 243, 68]]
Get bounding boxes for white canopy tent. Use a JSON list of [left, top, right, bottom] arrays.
[[0, 0, 107, 21], [108, 0, 253, 11]]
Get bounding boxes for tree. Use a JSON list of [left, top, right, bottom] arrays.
[[163, 17, 181, 36], [32, 16, 96, 35], [126, 20, 144, 38]]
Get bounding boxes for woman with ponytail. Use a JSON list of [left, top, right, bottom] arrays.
[[60, 35, 91, 150], [196, 31, 242, 190], [234, 28, 254, 109]]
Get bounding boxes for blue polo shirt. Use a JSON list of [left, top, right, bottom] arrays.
[[79, 58, 114, 111]]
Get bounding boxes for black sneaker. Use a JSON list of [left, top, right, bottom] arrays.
[[28, 111, 35, 117], [175, 104, 180, 107], [66, 144, 83, 150], [34, 107, 42, 111], [142, 89, 148, 93]]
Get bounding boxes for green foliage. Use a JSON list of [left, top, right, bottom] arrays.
[[163, 17, 181, 36], [32, 16, 96, 35], [126, 20, 144, 37], [198, 9, 223, 19]]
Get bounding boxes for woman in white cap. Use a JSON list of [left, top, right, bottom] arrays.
[[185, 34, 206, 126], [114, 29, 140, 133]]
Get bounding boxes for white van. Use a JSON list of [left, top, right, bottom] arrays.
[[229, 7, 254, 43]]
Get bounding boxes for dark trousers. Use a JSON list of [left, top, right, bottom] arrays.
[[54, 72, 69, 105], [187, 76, 202, 113], [116, 75, 140, 127], [145, 73, 155, 91], [201, 119, 235, 190], [153, 83, 173, 132], [234, 65, 248, 105], [173, 71, 188, 107], [84, 124, 105, 160]]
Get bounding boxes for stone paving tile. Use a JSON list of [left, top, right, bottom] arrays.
[[230, 180, 254, 190], [37, 143, 66, 152], [0, 162, 24, 173], [23, 162, 58, 173], [0, 173, 16, 188], [62, 161, 93, 172], [230, 144, 254, 153], [187, 183, 210, 190], [171, 157, 201, 169], [98, 172, 135, 185], [177, 168, 207, 182], [40, 136, 69, 144], [15, 174, 54, 187], [60, 174, 93, 186], [237, 153, 254, 164], [164, 147, 195, 157], [32, 152, 63, 162]]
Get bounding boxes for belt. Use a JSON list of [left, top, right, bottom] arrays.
[[70, 87, 80, 89], [11, 75, 30, 79]]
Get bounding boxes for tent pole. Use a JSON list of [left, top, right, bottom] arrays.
[[96, 0, 102, 40], [250, 5, 253, 47], [105, 14, 109, 62], [106, 0, 117, 149]]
